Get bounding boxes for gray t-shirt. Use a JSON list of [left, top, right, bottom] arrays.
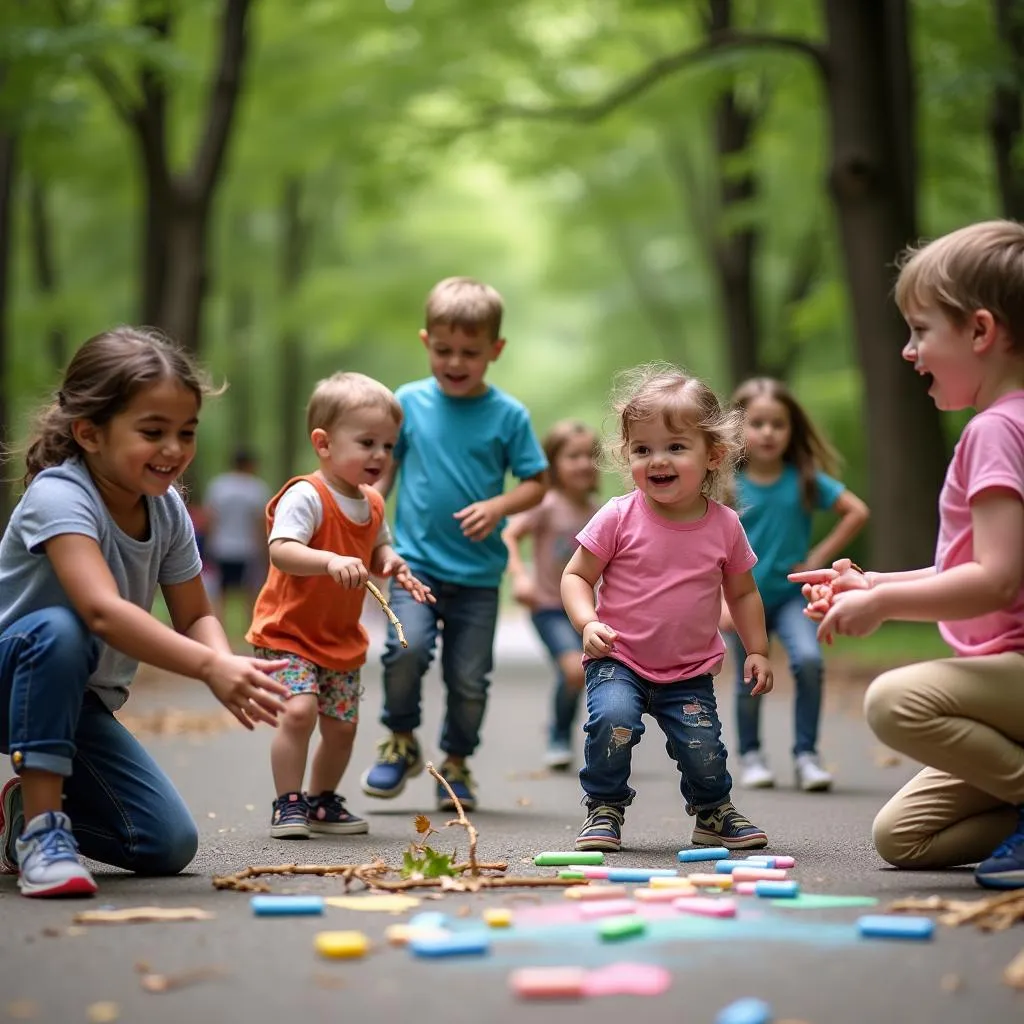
[[0, 458, 202, 710], [204, 471, 272, 562]]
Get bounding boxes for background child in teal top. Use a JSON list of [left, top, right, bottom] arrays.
[[360, 277, 548, 812], [722, 377, 869, 792]]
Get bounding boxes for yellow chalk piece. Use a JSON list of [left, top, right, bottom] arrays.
[[563, 884, 628, 901], [483, 908, 514, 928], [650, 876, 702, 889], [688, 873, 733, 889], [325, 894, 421, 913], [314, 930, 370, 959]]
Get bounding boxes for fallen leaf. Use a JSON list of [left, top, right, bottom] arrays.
[[1004, 950, 1024, 990], [74, 907, 214, 925], [325, 895, 420, 913], [86, 1003, 120, 1023], [413, 814, 432, 834], [438, 875, 466, 892], [5, 1000, 39, 1020]]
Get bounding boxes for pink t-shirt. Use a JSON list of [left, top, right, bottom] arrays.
[[511, 490, 601, 610], [577, 490, 757, 683], [935, 390, 1024, 657]]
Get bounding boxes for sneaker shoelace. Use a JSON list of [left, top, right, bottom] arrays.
[[34, 827, 81, 864], [442, 764, 474, 788], [378, 737, 414, 764], [585, 805, 624, 830], [315, 794, 350, 817]]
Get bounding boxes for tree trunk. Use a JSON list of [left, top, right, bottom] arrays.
[[822, 0, 947, 570], [227, 215, 254, 443], [991, 0, 1024, 220], [28, 178, 67, 371], [0, 132, 16, 521], [278, 178, 308, 482]]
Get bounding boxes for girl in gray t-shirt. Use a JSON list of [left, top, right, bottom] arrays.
[[0, 327, 288, 899]]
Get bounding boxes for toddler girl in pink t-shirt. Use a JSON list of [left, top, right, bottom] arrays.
[[561, 363, 774, 854], [792, 220, 1024, 891]]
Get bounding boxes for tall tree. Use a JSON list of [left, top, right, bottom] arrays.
[[991, 0, 1024, 219], [54, 0, 253, 354]]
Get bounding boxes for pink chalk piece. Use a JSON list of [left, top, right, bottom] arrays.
[[579, 899, 638, 920], [510, 967, 588, 1000], [772, 856, 796, 869], [573, 866, 612, 879], [673, 896, 737, 918], [734, 882, 758, 896], [635, 885, 697, 902], [564, 884, 629, 902], [581, 962, 673, 998], [732, 867, 788, 883]]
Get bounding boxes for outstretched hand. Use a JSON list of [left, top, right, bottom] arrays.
[[372, 547, 435, 603], [204, 653, 290, 730], [788, 557, 870, 621]]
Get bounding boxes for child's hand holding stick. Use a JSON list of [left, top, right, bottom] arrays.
[[366, 579, 408, 648]]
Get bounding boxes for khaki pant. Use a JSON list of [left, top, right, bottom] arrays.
[[864, 652, 1024, 868]]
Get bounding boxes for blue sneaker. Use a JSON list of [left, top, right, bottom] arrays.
[[975, 808, 1024, 890], [16, 811, 97, 898], [0, 777, 23, 874], [575, 802, 625, 852], [307, 792, 369, 835], [361, 735, 423, 798], [436, 760, 477, 812], [270, 791, 310, 839], [691, 801, 768, 850]]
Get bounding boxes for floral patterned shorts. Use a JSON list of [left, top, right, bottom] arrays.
[[254, 647, 361, 723]]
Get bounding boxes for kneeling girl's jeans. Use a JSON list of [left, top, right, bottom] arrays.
[[579, 658, 732, 813], [0, 607, 198, 875]]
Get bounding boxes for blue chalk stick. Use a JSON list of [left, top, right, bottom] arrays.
[[754, 880, 799, 898], [250, 895, 324, 916], [606, 868, 679, 882], [678, 847, 730, 863], [715, 997, 772, 1024], [409, 932, 490, 958], [742, 857, 776, 868], [408, 911, 448, 929], [857, 914, 935, 940], [714, 860, 748, 874]]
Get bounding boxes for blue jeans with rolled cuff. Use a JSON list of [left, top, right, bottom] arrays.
[[579, 657, 733, 814], [0, 607, 198, 875], [380, 574, 500, 758]]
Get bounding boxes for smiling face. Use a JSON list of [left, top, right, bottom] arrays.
[[312, 405, 399, 498], [553, 431, 599, 499], [901, 302, 985, 411], [626, 415, 720, 520], [420, 324, 505, 398], [76, 378, 199, 506]]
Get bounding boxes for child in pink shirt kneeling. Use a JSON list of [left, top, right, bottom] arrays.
[[561, 364, 774, 853]]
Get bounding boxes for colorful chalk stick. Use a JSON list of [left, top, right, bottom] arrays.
[[754, 880, 799, 898], [714, 860, 748, 874], [606, 868, 678, 882], [558, 870, 586, 880], [582, 962, 672, 997], [857, 914, 935, 940], [483, 907, 513, 927], [743, 855, 795, 869], [564, 884, 628, 901], [578, 899, 637, 920], [535, 851, 604, 866], [650, 875, 701, 889], [598, 915, 647, 941], [635, 885, 697, 902], [510, 967, 587, 1000], [410, 931, 491, 957], [678, 847, 730, 863], [734, 882, 757, 896], [408, 911, 448, 930], [687, 873, 733, 889], [733, 867, 788, 882], [572, 866, 612, 878], [716, 997, 772, 1024], [314, 930, 369, 959], [673, 896, 737, 918], [251, 895, 324, 916]]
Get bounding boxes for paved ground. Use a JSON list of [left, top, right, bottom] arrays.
[[1, 616, 1021, 1023]]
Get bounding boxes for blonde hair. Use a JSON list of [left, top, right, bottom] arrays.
[[17, 326, 215, 487], [306, 372, 402, 434], [895, 219, 1024, 350], [425, 277, 503, 339], [542, 419, 599, 492], [731, 377, 839, 511], [607, 363, 743, 502]]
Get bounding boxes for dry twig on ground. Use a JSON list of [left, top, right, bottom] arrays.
[[887, 890, 1024, 931]]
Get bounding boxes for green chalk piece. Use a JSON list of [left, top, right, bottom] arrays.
[[558, 869, 587, 879], [535, 851, 604, 866], [598, 915, 647, 941], [771, 893, 880, 910]]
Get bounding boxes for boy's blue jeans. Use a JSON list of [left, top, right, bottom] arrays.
[[0, 607, 198, 874], [726, 593, 824, 757], [580, 658, 732, 813], [381, 574, 499, 758], [530, 607, 583, 745]]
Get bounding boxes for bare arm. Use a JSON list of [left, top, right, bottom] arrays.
[[560, 544, 604, 633], [501, 515, 532, 578], [162, 574, 233, 655], [721, 571, 769, 657], [805, 489, 870, 570], [455, 471, 549, 542], [372, 461, 398, 500], [494, 471, 548, 518], [269, 537, 336, 576]]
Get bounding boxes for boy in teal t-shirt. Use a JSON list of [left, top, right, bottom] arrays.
[[360, 277, 548, 811]]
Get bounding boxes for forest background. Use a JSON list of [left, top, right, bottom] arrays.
[[1, 0, 1021, 659]]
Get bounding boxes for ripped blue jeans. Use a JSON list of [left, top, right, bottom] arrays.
[[579, 658, 732, 814]]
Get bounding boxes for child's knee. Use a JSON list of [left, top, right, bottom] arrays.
[[863, 667, 916, 740], [283, 695, 319, 733], [320, 715, 357, 741], [792, 648, 823, 678], [134, 818, 199, 876], [872, 803, 922, 869]]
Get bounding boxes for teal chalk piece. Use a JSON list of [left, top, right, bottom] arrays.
[[754, 880, 799, 898], [678, 847, 730, 863], [716, 997, 773, 1024], [857, 914, 935, 940], [606, 868, 678, 882], [410, 932, 491, 958], [250, 895, 324, 916]]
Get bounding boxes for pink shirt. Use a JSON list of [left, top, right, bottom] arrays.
[[511, 490, 601, 610], [936, 391, 1024, 657], [577, 490, 756, 682]]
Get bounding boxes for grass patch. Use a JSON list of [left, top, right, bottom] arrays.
[[823, 621, 952, 668]]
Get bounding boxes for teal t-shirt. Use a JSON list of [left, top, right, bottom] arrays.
[[735, 464, 845, 610], [392, 378, 548, 588]]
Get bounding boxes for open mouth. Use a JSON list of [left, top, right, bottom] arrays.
[[648, 474, 676, 486], [445, 374, 470, 386], [364, 467, 382, 478], [147, 464, 177, 477]]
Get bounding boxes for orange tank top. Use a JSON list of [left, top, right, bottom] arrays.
[[246, 473, 385, 671]]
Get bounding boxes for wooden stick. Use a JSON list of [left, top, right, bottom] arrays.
[[426, 761, 479, 875], [366, 579, 407, 647]]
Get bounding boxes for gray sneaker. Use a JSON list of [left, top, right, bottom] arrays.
[[795, 752, 833, 792], [0, 777, 23, 874], [16, 811, 97, 898], [739, 751, 775, 789]]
